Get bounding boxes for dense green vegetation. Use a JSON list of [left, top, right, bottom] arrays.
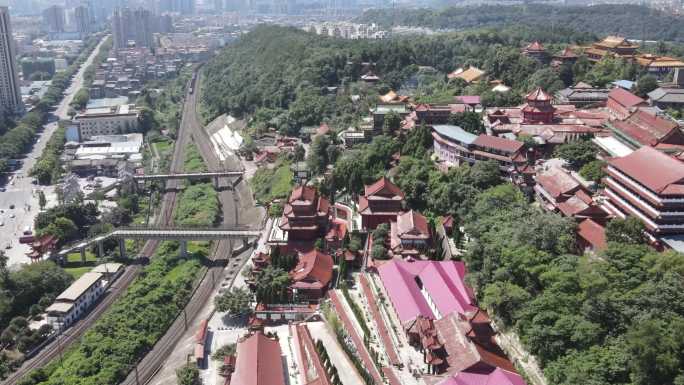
[[250, 159, 294, 203], [183, 143, 208, 173], [0, 258, 73, 379], [174, 183, 220, 226], [360, 4, 684, 42], [18, 242, 204, 385], [30, 123, 66, 185], [136, 67, 193, 138]]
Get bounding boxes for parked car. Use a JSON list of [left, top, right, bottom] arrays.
[[8, 204, 14, 209]]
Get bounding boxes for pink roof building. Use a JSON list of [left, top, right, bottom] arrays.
[[378, 259, 477, 326], [437, 368, 527, 385], [231, 331, 286, 385]]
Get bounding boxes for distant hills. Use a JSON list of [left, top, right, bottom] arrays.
[[358, 4, 684, 42]]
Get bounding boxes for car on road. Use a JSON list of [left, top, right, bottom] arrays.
[[9, 214, 15, 218], [0, 187, 5, 192], [5, 243, 10, 249], [9, 204, 14, 209], [0, 222, 4, 226]]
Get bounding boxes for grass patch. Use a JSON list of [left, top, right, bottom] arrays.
[[64, 266, 92, 280], [250, 159, 293, 203], [184, 143, 208, 173], [66, 251, 97, 264], [174, 183, 219, 226]]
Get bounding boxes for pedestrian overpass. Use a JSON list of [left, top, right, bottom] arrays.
[[56, 225, 262, 261]]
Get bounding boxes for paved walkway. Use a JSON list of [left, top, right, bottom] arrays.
[[360, 274, 401, 367], [329, 291, 383, 384], [307, 321, 365, 385]]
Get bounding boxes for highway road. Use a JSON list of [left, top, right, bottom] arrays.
[[0, 37, 108, 269], [0, 67, 200, 385]]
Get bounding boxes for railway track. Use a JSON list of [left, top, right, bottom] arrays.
[[121, 66, 257, 385], [0, 69, 200, 385]]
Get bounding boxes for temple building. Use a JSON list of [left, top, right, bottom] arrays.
[[555, 82, 610, 108], [551, 47, 579, 67], [228, 331, 286, 385], [534, 167, 607, 220], [289, 249, 334, 301], [602, 147, 684, 237], [606, 88, 647, 119], [522, 41, 549, 64], [358, 177, 405, 230], [584, 36, 639, 62], [635, 54, 684, 79], [390, 210, 433, 259], [279, 186, 330, 242], [486, 88, 607, 149]]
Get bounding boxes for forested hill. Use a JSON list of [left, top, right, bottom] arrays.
[[201, 25, 594, 130], [359, 4, 684, 42]]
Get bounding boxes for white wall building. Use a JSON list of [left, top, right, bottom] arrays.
[[74, 104, 140, 141], [45, 272, 105, 330]]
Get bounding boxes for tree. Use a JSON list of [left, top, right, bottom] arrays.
[[176, 363, 200, 385], [579, 160, 607, 183], [293, 144, 306, 162], [553, 139, 597, 169], [214, 287, 253, 317], [39, 217, 78, 244], [137, 107, 158, 133], [625, 316, 684, 385], [382, 111, 402, 135], [449, 111, 485, 135], [528, 67, 566, 94], [38, 190, 47, 210], [605, 217, 647, 245], [635, 75, 658, 98], [402, 123, 432, 158], [307, 135, 331, 174]]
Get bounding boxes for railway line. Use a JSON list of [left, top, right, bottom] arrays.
[[1, 68, 200, 385], [121, 66, 259, 385]]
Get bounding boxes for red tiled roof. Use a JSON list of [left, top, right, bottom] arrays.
[[608, 146, 684, 194], [611, 109, 679, 146], [525, 87, 553, 102], [290, 250, 333, 288], [397, 210, 430, 238], [364, 176, 405, 199], [525, 41, 545, 51], [535, 167, 582, 199], [232, 332, 286, 385], [473, 134, 524, 153], [577, 218, 607, 250], [290, 185, 317, 203], [608, 88, 645, 108], [456, 95, 481, 105]]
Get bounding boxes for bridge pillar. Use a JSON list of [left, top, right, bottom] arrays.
[[213, 176, 220, 189], [80, 247, 86, 263], [119, 239, 126, 259], [180, 240, 188, 258], [97, 240, 104, 259]]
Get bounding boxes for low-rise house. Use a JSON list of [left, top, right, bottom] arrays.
[[432, 125, 527, 172], [229, 331, 286, 385], [46, 272, 105, 330], [606, 88, 647, 119], [447, 67, 485, 84], [534, 167, 607, 219], [555, 82, 610, 108], [290, 249, 334, 301], [74, 104, 140, 141], [577, 218, 608, 252], [389, 210, 433, 259], [436, 367, 526, 385], [605, 109, 684, 156], [358, 177, 405, 230]]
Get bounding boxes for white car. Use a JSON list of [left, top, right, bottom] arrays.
[[9, 214, 15, 218], [0, 222, 4, 226]]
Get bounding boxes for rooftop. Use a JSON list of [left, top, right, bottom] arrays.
[[56, 272, 103, 302], [378, 260, 476, 324], [437, 367, 526, 385], [608, 146, 684, 194], [472, 134, 524, 153], [608, 88, 645, 108], [231, 332, 286, 385], [611, 109, 679, 147], [433, 125, 478, 145]]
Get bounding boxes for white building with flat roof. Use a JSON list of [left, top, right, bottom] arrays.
[[45, 271, 104, 330], [75, 104, 140, 141]]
